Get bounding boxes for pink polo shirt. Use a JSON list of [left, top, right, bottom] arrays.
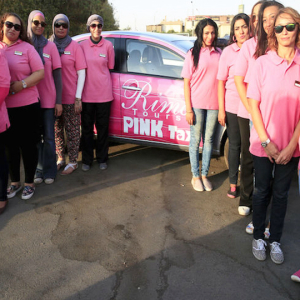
[[0, 39, 44, 108], [217, 43, 241, 114], [0, 51, 10, 133], [59, 40, 87, 104], [235, 37, 257, 119], [37, 41, 61, 108], [81, 38, 115, 103], [181, 47, 221, 110], [247, 49, 300, 158]]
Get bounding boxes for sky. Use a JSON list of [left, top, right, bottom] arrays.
[[110, 0, 300, 31]]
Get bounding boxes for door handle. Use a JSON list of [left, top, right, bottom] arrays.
[[122, 85, 141, 91]]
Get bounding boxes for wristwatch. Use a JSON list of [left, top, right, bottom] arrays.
[[261, 138, 270, 148], [21, 80, 27, 89]]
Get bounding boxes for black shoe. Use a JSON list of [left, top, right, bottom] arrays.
[[227, 186, 237, 198]]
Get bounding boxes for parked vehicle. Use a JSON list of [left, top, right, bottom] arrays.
[[73, 31, 227, 156]]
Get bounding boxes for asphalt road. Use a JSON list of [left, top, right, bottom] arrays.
[[0, 143, 299, 300]]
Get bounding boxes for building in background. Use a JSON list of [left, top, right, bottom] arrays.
[[185, 15, 234, 37], [146, 14, 233, 37], [146, 17, 183, 33]]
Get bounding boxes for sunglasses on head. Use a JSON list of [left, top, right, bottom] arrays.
[[4, 21, 21, 31], [274, 23, 297, 34], [90, 23, 102, 29], [32, 20, 47, 27], [55, 22, 68, 29]]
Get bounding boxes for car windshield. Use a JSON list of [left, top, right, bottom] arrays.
[[172, 40, 195, 53]]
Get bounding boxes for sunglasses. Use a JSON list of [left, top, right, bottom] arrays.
[[32, 20, 47, 27], [4, 21, 21, 31], [55, 22, 68, 29], [274, 23, 297, 34], [90, 23, 102, 29]]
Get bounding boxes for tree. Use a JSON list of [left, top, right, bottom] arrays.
[[0, 0, 118, 37]]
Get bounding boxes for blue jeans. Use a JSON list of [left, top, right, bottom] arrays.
[[189, 109, 218, 177], [36, 108, 57, 179], [252, 156, 299, 243]]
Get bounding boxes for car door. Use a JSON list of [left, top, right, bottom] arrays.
[[119, 37, 190, 148]]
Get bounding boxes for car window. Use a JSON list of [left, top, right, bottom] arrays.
[[104, 37, 116, 71], [105, 37, 115, 48], [126, 39, 184, 79]]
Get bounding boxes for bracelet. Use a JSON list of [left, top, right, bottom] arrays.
[[75, 98, 81, 102]]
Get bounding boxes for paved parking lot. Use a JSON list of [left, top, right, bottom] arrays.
[[0, 143, 299, 300]]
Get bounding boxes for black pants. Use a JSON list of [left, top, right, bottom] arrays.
[[252, 156, 299, 243], [0, 132, 9, 202], [237, 117, 253, 208], [226, 112, 241, 185], [6, 102, 40, 183], [81, 101, 112, 165]]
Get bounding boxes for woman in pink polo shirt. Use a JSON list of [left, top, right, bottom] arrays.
[[233, 1, 263, 218], [28, 10, 62, 185], [80, 14, 115, 171], [50, 14, 86, 175], [0, 51, 10, 214], [0, 12, 44, 200], [181, 19, 221, 192], [234, 1, 283, 221], [217, 13, 250, 199], [248, 7, 300, 265]]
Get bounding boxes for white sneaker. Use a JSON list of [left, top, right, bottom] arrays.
[[44, 178, 54, 185], [191, 178, 204, 192], [34, 177, 43, 184], [269, 242, 284, 264], [264, 228, 270, 240], [238, 206, 251, 216], [202, 177, 213, 191], [82, 164, 90, 171], [246, 221, 254, 234], [252, 239, 267, 261], [99, 162, 108, 170]]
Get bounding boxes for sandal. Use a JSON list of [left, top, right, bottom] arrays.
[[57, 160, 65, 171], [61, 163, 78, 175]]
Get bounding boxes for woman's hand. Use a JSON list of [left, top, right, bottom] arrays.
[[264, 141, 280, 162], [74, 98, 82, 114], [218, 110, 226, 127], [10, 81, 23, 95], [55, 104, 63, 117], [186, 111, 194, 126], [275, 144, 295, 165]]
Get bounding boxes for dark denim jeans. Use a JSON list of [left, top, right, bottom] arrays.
[[36, 108, 57, 179], [226, 112, 241, 185], [81, 102, 112, 165], [0, 132, 8, 202], [252, 155, 299, 243], [237, 117, 253, 208], [6, 103, 40, 184]]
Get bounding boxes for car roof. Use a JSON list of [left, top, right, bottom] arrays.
[[72, 30, 193, 43]]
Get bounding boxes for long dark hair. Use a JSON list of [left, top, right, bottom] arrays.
[[192, 18, 219, 69], [254, 0, 284, 58], [0, 12, 32, 44], [250, 0, 265, 37], [229, 13, 250, 45]]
